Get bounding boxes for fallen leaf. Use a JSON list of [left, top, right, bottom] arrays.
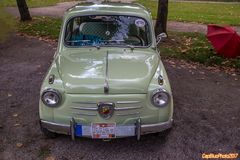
[[14, 123, 20, 127], [12, 114, 18, 117], [16, 143, 23, 148], [196, 77, 205, 80], [180, 48, 188, 53], [45, 156, 55, 160]]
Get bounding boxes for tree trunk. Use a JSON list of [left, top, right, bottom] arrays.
[[16, 0, 31, 21], [155, 0, 168, 36]]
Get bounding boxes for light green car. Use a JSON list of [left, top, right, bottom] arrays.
[[39, 2, 173, 140]]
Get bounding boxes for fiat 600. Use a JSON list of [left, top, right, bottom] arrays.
[[39, 2, 173, 140]]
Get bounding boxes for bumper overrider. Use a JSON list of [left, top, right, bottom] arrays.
[[40, 118, 173, 140]]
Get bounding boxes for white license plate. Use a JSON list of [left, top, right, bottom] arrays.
[[91, 123, 116, 139]]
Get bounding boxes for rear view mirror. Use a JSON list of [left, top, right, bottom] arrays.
[[156, 33, 167, 45]]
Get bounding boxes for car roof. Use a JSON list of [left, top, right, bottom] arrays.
[[65, 2, 151, 20]]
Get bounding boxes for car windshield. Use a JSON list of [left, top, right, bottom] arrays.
[[64, 15, 151, 47]]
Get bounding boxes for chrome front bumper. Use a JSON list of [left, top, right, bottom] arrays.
[[40, 118, 173, 140]]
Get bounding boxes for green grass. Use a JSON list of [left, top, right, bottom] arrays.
[[138, 0, 240, 25], [0, 7, 16, 42], [160, 32, 240, 68], [173, 0, 240, 2], [0, 0, 74, 41], [17, 17, 240, 68], [0, 0, 75, 8], [18, 17, 62, 39]]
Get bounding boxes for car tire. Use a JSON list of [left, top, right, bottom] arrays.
[[157, 128, 172, 139], [41, 127, 58, 138]]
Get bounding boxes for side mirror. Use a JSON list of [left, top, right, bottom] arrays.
[[156, 33, 167, 45]]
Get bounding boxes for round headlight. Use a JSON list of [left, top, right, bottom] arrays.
[[151, 89, 170, 107], [41, 89, 61, 107]]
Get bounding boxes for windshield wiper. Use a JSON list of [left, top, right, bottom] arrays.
[[93, 44, 101, 50], [126, 44, 135, 51]]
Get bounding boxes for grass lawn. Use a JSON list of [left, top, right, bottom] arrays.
[[0, 0, 75, 8], [0, 7, 16, 42], [161, 32, 240, 68], [138, 0, 240, 25], [175, 0, 240, 2], [18, 17, 62, 39], [18, 17, 240, 68], [0, 0, 74, 41]]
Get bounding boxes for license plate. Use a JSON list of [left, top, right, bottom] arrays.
[[91, 123, 116, 139]]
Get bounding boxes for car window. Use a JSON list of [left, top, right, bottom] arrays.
[[64, 15, 151, 47]]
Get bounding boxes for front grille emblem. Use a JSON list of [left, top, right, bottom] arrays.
[[97, 102, 114, 119]]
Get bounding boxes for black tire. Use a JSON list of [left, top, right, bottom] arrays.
[[41, 127, 57, 139], [157, 128, 172, 139]]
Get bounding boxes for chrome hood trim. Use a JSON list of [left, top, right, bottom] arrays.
[[104, 50, 109, 94]]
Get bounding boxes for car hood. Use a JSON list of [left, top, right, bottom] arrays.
[[57, 48, 159, 94]]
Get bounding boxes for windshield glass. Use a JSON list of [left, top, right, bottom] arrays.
[[64, 15, 151, 47]]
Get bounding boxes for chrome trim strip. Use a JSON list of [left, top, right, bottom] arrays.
[[141, 119, 173, 134], [72, 106, 142, 111], [115, 106, 142, 111], [104, 80, 109, 94], [40, 119, 173, 138], [73, 102, 96, 105], [116, 101, 141, 104], [40, 120, 70, 134], [104, 50, 109, 94], [73, 112, 97, 116], [116, 112, 140, 116], [136, 118, 141, 141], [70, 118, 75, 140], [73, 101, 141, 105], [41, 120, 70, 128], [71, 106, 97, 111]]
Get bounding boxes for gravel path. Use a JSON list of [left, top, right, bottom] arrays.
[[167, 21, 239, 34], [0, 34, 239, 160]]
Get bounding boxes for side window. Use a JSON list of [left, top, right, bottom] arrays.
[[65, 21, 72, 42]]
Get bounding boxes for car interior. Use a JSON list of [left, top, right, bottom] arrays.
[[64, 16, 150, 47]]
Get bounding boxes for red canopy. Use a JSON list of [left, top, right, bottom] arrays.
[[207, 24, 240, 58]]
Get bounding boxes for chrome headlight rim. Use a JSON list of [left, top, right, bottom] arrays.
[[151, 88, 170, 108], [41, 88, 61, 107]]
